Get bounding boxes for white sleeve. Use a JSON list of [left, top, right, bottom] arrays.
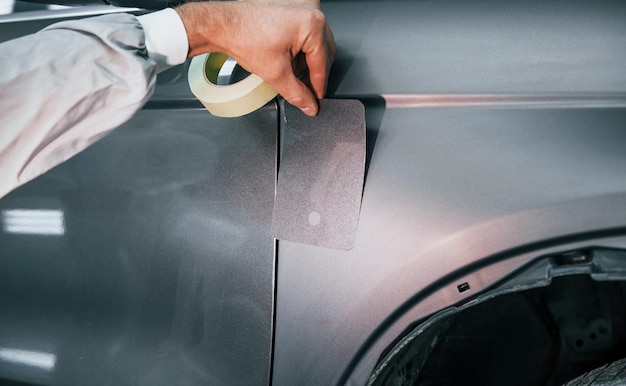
[[0, 10, 188, 199], [138, 7, 189, 73]]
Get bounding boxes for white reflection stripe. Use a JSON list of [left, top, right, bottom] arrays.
[[217, 57, 238, 85], [380, 93, 626, 109], [3, 209, 62, 219], [1, 209, 65, 235], [4, 224, 64, 235], [0, 348, 56, 371]]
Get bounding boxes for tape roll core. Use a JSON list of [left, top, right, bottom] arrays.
[[188, 53, 278, 118]]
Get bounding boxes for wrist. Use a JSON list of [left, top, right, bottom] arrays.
[[175, 2, 235, 58]]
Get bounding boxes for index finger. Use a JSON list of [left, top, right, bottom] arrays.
[[304, 25, 335, 99]]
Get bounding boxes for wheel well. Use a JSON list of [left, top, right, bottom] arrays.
[[369, 249, 626, 386]]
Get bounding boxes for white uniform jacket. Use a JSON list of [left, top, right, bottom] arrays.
[[0, 9, 187, 198]]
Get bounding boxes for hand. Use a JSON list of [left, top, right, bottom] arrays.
[[175, 1, 336, 116]]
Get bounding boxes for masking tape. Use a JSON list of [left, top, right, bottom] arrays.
[[188, 53, 278, 117]]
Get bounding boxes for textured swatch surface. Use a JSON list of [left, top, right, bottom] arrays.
[[272, 99, 366, 250]]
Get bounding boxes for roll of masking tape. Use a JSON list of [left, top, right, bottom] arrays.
[[188, 53, 278, 118]]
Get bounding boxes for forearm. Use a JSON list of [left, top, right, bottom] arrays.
[[0, 14, 157, 199], [0, 1, 334, 198]]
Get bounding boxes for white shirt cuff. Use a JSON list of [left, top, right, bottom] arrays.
[[138, 8, 189, 72]]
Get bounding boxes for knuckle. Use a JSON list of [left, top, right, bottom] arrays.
[[305, 9, 326, 29]]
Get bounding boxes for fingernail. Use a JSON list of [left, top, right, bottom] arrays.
[[302, 106, 317, 117]]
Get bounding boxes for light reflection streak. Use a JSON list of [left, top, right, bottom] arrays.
[[217, 57, 238, 85], [0, 348, 56, 371], [1, 209, 65, 236], [0, 0, 14, 15], [380, 93, 626, 109]]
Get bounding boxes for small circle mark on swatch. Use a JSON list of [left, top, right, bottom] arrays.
[[308, 211, 321, 226]]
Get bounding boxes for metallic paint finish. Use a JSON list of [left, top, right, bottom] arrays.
[[273, 106, 626, 386], [272, 1, 626, 383], [272, 99, 366, 251], [274, 108, 626, 384], [2, 0, 626, 385], [325, 0, 626, 96], [0, 107, 278, 385]]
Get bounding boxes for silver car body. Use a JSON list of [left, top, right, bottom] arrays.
[[1, 0, 626, 385]]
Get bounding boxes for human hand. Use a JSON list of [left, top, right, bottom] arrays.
[[175, 0, 335, 116]]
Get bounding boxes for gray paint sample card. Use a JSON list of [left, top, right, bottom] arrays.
[[272, 99, 366, 250]]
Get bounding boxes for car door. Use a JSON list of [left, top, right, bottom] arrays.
[[0, 7, 278, 385]]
